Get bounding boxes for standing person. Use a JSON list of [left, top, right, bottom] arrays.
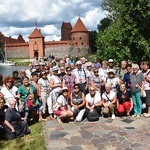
[[73, 61, 89, 95], [92, 57, 101, 69], [54, 87, 73, 123], [0, 74, 5, 91], [38, 71, 50, 116], [85, 86, 102, 119], [70, 84, 86, 122], [48, 66, 62, 119], [62, 67, 75, 95], [123, 64, 132, 90], [4, 100, 30, 139], [107, 59, 117, 73], [12, 71, 22, 88], [116, 61, 127, 81], [25, 63, 34, 79], [142, 62, 150, 117], [101, 83, 117, 119], [117, 83, 133, 117], [130, 64, 144, 118]]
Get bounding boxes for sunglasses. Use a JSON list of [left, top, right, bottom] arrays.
[[74, 87, 79, 89], [94, 71, 98, 73], [76, 64, 82, 66], [63, 90, 68, 93], [90, 90, 95, 92], [6, 80, 12, 83], [67, 69, 71, 72], [87, 66, 92, 67]]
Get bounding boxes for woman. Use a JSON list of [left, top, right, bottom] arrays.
[[70, 84, 86, 122], [130, 64, 144, 118], [85, 86, 102, 121], [48, 66, 62, 119], [90, 68, 102, 93], [18, 76, 46, 122], [0, 97, 6, 139], [142, 62, 150, 117], [54, 87, 73, 123], [38, 71, 50, 116], [101, 83, 117, 119], [117, 83, 133, 117], [1, 76, 20, 110], [4, 100, 30, 139], [62, 66, 75, 95]]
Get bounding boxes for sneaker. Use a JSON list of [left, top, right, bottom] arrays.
[[143, 113, 150, 118], [111, 114, 115, 120], [132, 114, 137, 118], [136, 114, 141, 119]]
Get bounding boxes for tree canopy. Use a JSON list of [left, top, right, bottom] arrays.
[[96, 0, 150, 64]]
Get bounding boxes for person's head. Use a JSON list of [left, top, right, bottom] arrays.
[[76, 61, 82, 69], [66, 67, 72, 75], [40, 71, 47, 79], [126, 64, 132, 73], [22, 76, 30, 86], [34, 63, 40, 70], [80, 57, 87, 64], [52, 66, 59, 75], [44, 65, 50, 74], [142, 61, 149, 71], [70, 63, 75, 70], [59, 59, 65, 68], [74, 84, 80, 93], [108, 59, 114, 68], [31, 73, 39, 82], [61, 87, 68, 97], [108, 69, 115, 79], [12, 71, 19, 78], [93, 57, 98, 63], [86, 62, 92, 71], [102, 60, 108, 69], [132, 64, 139, 74], [119, 83, 126, 92], [28, 63, 33, 70], [0, 97, 5, 109], [9, 99, 17, 109], [20, 69, 26, 78], [60, 66, 65, 73], [4, 76, 14, 88], [121, 61, 127, 69], [105, 83, 111, 94], [140, 61, 144, 70], [0, 92, 3, 98], [93, 68, 99, 76], [89, 86, 96, 96]]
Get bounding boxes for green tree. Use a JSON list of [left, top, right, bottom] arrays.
[[96, 0, 150, 63], [89, 30, 98, 53]]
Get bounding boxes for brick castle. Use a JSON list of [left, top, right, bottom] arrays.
[[0, 18, 89, 59]]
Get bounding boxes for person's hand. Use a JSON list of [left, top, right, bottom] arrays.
[[0, 125, 3, 128], [90, 108, 94, 112], [104, 103, 108, 108], [91, 104, 95, 109], [19, 104, 24, 111], [11, 127, 15, 133], [74, 105, 78, 110]]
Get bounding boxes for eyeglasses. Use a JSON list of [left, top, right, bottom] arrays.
[[0, 102, 4, 104], [90, 90, 95, 92], [76, 64, 82, 66], [45, 68, 49, 70], [87, 66, 92, 67], [63, 90, 68, 93], [67, 70, 71, 72], [6, 80, 12, 83]]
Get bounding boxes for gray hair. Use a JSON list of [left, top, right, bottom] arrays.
[[132, 64, 139, 70]]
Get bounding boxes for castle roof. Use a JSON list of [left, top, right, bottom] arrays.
[[71, 18, 88, 32], [17, 34, 25, 43], [61, 22, 72, 29], [29, 28, 44, 38]]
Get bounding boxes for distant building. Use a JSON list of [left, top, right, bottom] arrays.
[[0, 18, 89, 59]]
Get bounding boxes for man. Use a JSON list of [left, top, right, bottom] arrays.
[[72, 61, 89, 95], [92, 57, 101, 69], [108, 59, 117, 73]]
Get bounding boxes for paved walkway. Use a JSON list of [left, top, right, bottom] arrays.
[[42, 116, 150, 150]]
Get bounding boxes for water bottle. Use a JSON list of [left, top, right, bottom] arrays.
[[142, 103, 146, 109]]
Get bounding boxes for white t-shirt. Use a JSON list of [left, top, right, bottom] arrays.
[[85, 91, 101, 106], [57, 95, 68, 106], [38, 78, 50, 92], [102, 90, 116, 104], [1, 86, 18, 106]]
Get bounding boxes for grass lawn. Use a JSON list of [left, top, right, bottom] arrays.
[[0, 122, 46, 150]]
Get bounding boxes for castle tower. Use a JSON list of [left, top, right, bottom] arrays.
[[71, 18, 89, 48], [61, 22, 72, 41], [29, 28, 44, 58]]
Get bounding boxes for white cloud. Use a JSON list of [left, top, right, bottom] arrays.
[[0, 0, 106, 41]]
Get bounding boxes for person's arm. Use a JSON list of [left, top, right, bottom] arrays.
[[129, 97, 133, 112], [85, 77, 89, 90], [4, 120, 15, 133], [91, 80, 100, 92], [78, 93, 86, 108], [110, 95, 117, 104], [85, 98, 92, 110], [50, 78, 62, 89], [62, 78, 65, 87]]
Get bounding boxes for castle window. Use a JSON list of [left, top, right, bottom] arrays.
[[35, 42, 36, 45], [81, 42, 83, 45], [79, 37, 82, 40], [76, 43, 78, 45], [73, 38, 75, 40]]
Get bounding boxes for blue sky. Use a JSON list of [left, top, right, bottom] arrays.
[[0, 0, 106, 41]]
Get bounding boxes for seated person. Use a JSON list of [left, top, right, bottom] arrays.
[[117, 83, 133, 117], [101, 83, 117, 119], [54, 87, 73, 123], [70, 84, 86, 122], [85, 86, 102, 119], [0, 97, 6, 139], [4, 100, 30, 140]]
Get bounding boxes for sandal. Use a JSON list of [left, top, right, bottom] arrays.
[[57, 118, 63, 124]]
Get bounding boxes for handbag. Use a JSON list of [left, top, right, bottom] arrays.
[[87, 109, 99, 121]]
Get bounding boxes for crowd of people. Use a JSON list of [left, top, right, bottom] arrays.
[[0, 54, 150, 140]]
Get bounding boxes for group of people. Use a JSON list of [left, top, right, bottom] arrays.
[[0, 55, 150, 140]]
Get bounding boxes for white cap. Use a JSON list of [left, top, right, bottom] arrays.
[[62, 87, 68, 92], [107, 69, 115, 74], [108, 59, 114, 63], [51, 66, 59, 72], [76, 61, 82, 65]]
